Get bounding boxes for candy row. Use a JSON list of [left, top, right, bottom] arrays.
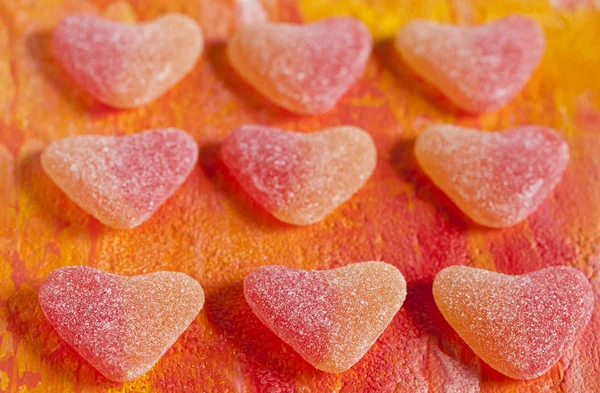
[[54, 12, 543, 115], [39, 263, 593, 383], [42, 124, 568, 230]]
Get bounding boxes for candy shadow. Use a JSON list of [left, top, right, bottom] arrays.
[[204, 282, 326, 382], [374, 38, 462, 116], [25, 30, 117, 117], [204, 44, 296, 118], [5, 286, 118, 388], [391, 138, 480, 229], [199, 142, 293, 230], [18, 149, 98, 231]]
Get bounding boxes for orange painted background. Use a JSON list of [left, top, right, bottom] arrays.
[[1, 0, 600, 392]]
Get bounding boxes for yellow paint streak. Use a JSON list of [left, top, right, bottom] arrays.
[[103, 0, 138, 23], [298, 0, 453, 39]]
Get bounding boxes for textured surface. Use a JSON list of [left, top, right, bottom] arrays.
[[221, 125, 377, 224], [39, 266, 205, 382], [41, 129, 199, 229], [244, 262, 406, 372], [433, 266, 594, 379], [395, 15, 545, 113], [415, 125, 569, 227], [228, 17, 372, 114], [1, 0, 600, 392]]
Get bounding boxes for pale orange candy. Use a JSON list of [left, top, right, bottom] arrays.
[[41, 129, 198, 229], [53, 13, 203, 108], [39, 266, 204, 382], [395, 15, 545, 113], [414, 125, 569, 227], [221, 125, 377, 225], [433, 266, 594, 379], [244, 262, 407, 373], [228, 17, 372, 114]]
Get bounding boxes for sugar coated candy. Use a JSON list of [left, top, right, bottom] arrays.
[[414, 125, 569, 227], [244, 262, 406, 372], [228, 17, 373, 114], [395, 15, 545, 113], [39, 266, 205, 382], [433, 266, 594, 379], [53, 13, 203, 108], [41, 129, 198, 229], [221, 125, 377, 225]]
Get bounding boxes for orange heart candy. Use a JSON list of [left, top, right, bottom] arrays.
[[415, 125, 569, 227], [41, 129, 198, 229], [228, 17, 372, 114], [221, 125, 377, 225], [53, 13, 203, 108], [395, 15, 545, 113], [244, 262, 407, 373], [433, 266, 594, 379], [39, 266, 204, 382]]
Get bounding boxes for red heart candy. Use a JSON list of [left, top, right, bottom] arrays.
[[221, 125, 377, 225], [41, 128, 198, 229], [228, 17, 372, 114], [53, 13, 203, 108], [244, 262, 407, 373], [415, 125, 569, 227], [39, 266, 204, 382], [433, 266, 594, 379], [395, 15, 545, 113]]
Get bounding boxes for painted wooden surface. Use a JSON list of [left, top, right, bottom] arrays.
[[0, 0, 599, 391]]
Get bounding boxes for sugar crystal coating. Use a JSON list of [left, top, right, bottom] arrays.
[[221, 125, 377, 225], [395, 15, 545, 113], [41, 129, 199, 229], [244, 262, 407, 372], [228, 17, 373, 114], [39, 266, 205, 382], [53, 13, 203, 108], [414, 125, 569, 227], [433, 266, 594, 379]]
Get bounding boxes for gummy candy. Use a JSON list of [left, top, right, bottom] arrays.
[[228, 17, 372, 114], [221, 125, 377, 225], [197, 0, 268, 44], [395, 15, 545, 113], [235, 0, 268, 27], [39, 266, 204, 382], [41, 128, 198, 229], [244, 262, 406, 372], [414, 125, 569, 227], [433, 266, 594, 379], [53, 13, 203, 108]]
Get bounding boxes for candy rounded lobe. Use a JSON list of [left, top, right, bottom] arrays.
[[414, 125, 569, 227], [433, 266, 594, 379], [38, 266, 204, 382], [395, 15, 545, 113], [244, 262, 407, 373], [41, 128, 199, 229], [221, 125, 377, 225], [53, 13, 203, 108], [228, 17, 373, 114]]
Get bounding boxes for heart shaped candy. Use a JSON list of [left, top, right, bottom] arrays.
[[228, 17, 372, 114], [53, 13, 203, 108], [41, 128, 198, 229], [433, 266, 594, 379], [39, 266, 204, 382], [395, 15, 545, 113], [221, 125, 377, 225], [414, 125, 569, 227], [244, 262, 406, 372]]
